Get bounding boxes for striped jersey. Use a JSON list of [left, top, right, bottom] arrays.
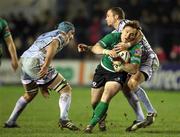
[[114, 19, 156, 61]]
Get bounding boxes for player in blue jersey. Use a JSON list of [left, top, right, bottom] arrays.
[[4, 21, 79, 130], [105, 7, 159, 131]]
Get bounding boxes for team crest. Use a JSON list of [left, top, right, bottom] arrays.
[[134, 49, 142, 57]]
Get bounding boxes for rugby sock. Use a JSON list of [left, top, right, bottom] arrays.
[[90, 101, 108, 126], [127, 92, 145, 121], [123, 90, 145, 121], [59, 93, 71, 120], [92, 102, 98, 117], [6, 96, 28, 125], [135, 87, 155, 113]]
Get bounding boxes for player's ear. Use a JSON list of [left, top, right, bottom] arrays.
[[115, 15, 119, 20]]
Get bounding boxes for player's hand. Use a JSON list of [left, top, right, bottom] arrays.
[[113, 61, 124, 72], [104, 49, 118, 58], [11, 59, 19, 71], [40, 88, 50, 99], [39, 65, 48, 78], [114, 42, 130, 52], [78, 44, 89, 52]]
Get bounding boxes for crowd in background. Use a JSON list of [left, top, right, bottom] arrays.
[[1, 0, 180, 63]]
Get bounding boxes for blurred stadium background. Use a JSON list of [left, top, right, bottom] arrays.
[[0, 1, 180, 137], [0, 0, 179, 90]]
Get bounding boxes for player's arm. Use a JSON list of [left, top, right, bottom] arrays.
[[114, 30, 143, 52], [78, 33, 117, 57], [78, 43, 117, 57], [119, 45, 142, 74], [39, 39, 59, 78], [4, 32, 19, 71]]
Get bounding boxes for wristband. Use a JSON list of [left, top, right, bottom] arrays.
[[127, 42, 131, 48], [103, 49, 109, 55]]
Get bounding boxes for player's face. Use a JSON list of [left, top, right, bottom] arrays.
[[67, 30, 75, 41], [105, 10, 116, 26], [121, 26, 137, 43]]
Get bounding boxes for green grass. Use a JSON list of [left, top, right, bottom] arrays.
[[0, 86, 180, 137]]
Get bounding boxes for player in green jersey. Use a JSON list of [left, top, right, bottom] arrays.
[[106, 7, 158, 131], [0, 18, 18, 71], [78, 21, 144, 133]]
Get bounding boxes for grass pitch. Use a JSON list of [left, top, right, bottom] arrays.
[[0, 86, 180, 137]]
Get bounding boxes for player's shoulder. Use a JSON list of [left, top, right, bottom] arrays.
[[102, 32, 120, 42], [119, 19, 131, 26], [0, 18, 8, 26]]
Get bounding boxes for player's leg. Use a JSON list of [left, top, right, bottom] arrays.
[[47, 73, 79, 131], [128, 70, 157, 127], [85, 81, 121, 133], [122, 84, 146, 132], [91, 87, 107, 131], [90, 65, 107, 131], [4, 81, 38, 128]]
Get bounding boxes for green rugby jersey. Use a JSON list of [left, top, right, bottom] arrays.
[[98, 32, 142, 72], [0, 18, 11, 57]]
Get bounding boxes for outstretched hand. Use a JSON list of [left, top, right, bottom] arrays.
[[77, 43, 89, 52], [40, 88, 50, 99]]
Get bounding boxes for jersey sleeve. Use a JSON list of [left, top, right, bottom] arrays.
[[0, 19, 11, 38], [130, 44, 142, 64]]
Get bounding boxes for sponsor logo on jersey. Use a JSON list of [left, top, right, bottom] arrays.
[[134, 49, 142, 57]]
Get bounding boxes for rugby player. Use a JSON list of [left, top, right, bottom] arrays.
[[105, 7, 159, 131], [78, 21, 143, 133], [4, 21, 79, 131]]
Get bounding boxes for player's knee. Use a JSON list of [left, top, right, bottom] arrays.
[[60, 84, 72, 94], [128, 79, 138, 91], [23, 92, 38, 102], [91, 101, 99, 109]]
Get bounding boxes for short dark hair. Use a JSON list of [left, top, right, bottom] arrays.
[[108, 7, 125, 19], [123, 20, 142, 30]]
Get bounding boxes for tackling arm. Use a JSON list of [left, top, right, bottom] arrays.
[[114, 30, 143, 52], [128, 30, 143, 47]]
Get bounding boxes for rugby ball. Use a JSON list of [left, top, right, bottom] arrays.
[[113, 50, 130, 63]]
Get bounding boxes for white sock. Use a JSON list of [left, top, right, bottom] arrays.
[[135, 87, 156, 113], [123, 91, 145, 121], [59, 93, 71, 120], [6, 96, 28, 125]]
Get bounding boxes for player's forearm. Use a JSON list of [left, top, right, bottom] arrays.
[[128, 31, 143, 47], [8, 44, 18, 61], [5, 36, 18, 61], [43, 41, 58, 67], [91, 43, 105, 55]]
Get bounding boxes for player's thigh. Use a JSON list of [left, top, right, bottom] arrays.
[[130, 71, 145, 84], [91, 87, 104, 105], [101, 81, 122, 103], [128, 71, 145, 91], [47, 73, 72, 94]]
